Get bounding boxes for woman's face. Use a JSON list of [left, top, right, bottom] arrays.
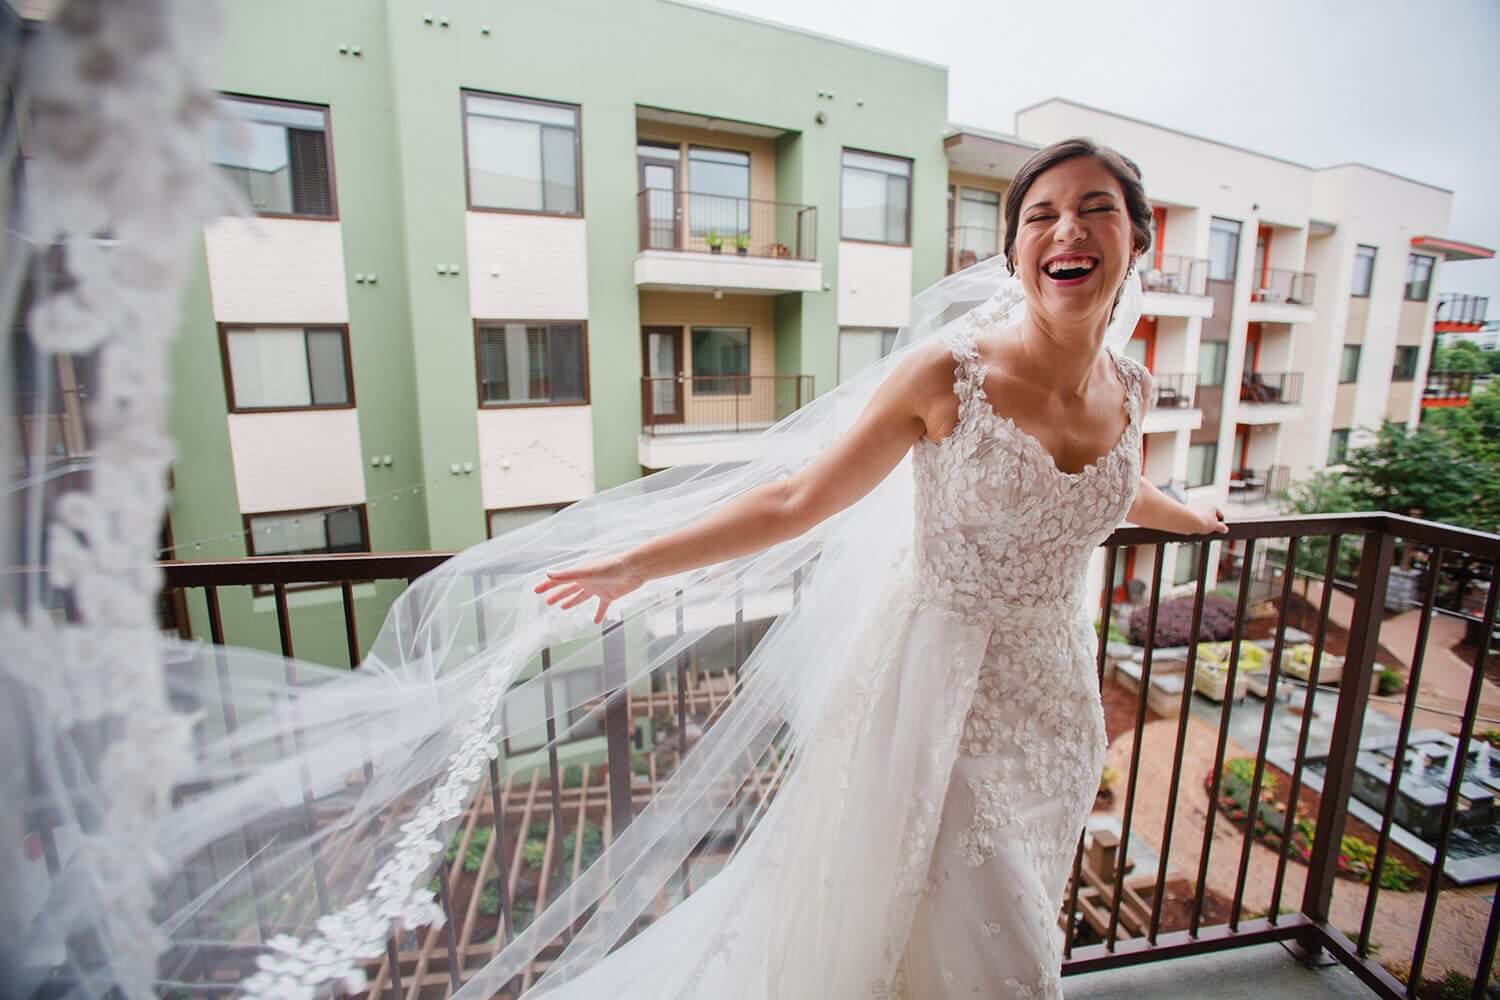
[[1012, 156, 1136, 332]]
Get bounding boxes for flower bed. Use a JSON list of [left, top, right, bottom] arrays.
[[1205, 757, 1422, 892]]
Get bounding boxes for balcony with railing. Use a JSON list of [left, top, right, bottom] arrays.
[[1228, 464, 1291, 506], [1139, 254, 1214, 319], [1422, 371, 1483, 412], [946, 224, 1001, 275], [637, 373, 814, 468], [634, 188, 822, 295], [1435, 293, 1489, 331], [1239, 371, 1305, 421], [102, 510, 1500, 998], [1141, 371, 1203, 434], [1247, 268, 1318, 324]]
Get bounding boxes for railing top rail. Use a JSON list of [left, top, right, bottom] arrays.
[[144, 511, 1500, 590], [634, 187, 815, 211]]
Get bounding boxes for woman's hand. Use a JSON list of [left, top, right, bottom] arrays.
[[533, 554, 647, 625], [1191, 504, 1229, 536]]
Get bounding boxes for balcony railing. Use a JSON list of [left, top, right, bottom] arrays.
[[1424, 371, 1479, 401], [19, 512, 1499, 997], [1138, 254, 1210, 297], [1250, 267, 1317, 308], [636, 188, 817, 261], [1228, 464, 1291, 505], [640, 374, 813, 435], [1148, 372, 1198, 410], [1240, 370, 1304, 406], [946, 224, 1001, 275], [1435, 292, 1489, 327]]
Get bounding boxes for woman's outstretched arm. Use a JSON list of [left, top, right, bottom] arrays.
[[1124, 475, 1228, 536], [533, 341, 955, 623]]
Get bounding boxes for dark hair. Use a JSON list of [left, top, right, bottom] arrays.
[[1002, 137, 1154, 277]]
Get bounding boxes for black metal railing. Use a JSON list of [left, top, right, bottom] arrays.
[[1435, 293, 1489, 326], [18, 510, 1500, 997], [1250, 267, 1317, 308], [640, 374, 813, 435], [636, 188, 817, 261], [14, 388, 92, 467], [1138, 254, 1210, 297], [1240, 370, 1304, 406], [1227, 464, 1291, 505], [1149, 372, 1199, 410], [946, 224, 1001, 275]]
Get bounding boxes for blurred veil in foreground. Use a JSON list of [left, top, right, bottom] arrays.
[[0, 2, 1140, 996]]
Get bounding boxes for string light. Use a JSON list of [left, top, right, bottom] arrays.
[[156, 436, 597, 557]]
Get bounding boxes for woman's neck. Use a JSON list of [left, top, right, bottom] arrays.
[[999, 313, 1111, 400]]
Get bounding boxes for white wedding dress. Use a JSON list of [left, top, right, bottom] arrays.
[[518, 325, 1148, 1000]]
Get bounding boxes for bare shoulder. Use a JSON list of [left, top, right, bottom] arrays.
[[885, 337, 965, 444]]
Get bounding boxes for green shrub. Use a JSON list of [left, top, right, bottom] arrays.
[[521, 838, 547, 870], [479, 879, 503, 916], [563, 822, 605, 870], [1376, 667, 1404, 696], [562, 763, 585, 788]]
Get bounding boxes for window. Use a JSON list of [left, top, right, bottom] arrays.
[[206, 95, 336, 218], [1391, 345, 1420, 381], [476, 321, 587, 405], [841, 149, 911, 244], [691, 326, 750, 395], [221, 325, 352, 411], [1339, 344, 1361, 383], [488, 503, 569, 539], [502, 664, 604, 753], [1208, 217, 1241, 281], [955, 187, 1001, 262], [1197, 340, 1229, 388], [1187, 442, 1217, 489], [1404, 253, 1435, 301], [837, 327, 898, 384], [463, 91, 580, 215], [243, 505, 368, 590], [1351, 244, 1377, 297], [1173, 543, 1199, 586], [1327, 428, 1350, 466], [688, 146, 750, 238]]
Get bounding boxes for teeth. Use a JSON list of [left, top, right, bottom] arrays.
[[1046, 257, 1097, 275]]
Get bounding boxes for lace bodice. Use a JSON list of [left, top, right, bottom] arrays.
[[909, 321, 1147, 624]]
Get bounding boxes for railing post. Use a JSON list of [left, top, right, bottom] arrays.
[[1297, 528, 1394, 962], [603, 618, 633, 837]]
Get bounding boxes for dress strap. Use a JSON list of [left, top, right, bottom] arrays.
[[1108, 348, 1148, 420], [942, 329, 986, 408]]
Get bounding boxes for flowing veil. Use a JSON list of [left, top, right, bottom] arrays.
[[1, 3, 1145, 996]]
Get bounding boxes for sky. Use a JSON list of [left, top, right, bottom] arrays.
[[696, 0, 1500, 308]]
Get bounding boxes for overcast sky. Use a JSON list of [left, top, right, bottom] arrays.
[[698, 0, 1500, 307]]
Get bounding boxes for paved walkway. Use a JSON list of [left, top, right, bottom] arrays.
[[1098, 715, 1497, 988]]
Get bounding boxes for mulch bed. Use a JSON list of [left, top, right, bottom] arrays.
[[1100, 674, 1164, 745], [1242, 588, 1410, 673], [1213, 759, 1432, 895]]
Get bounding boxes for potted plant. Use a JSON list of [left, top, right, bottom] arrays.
[[768, 241, 790, 258], [733, 231, 750, 256], [706, 229, 724, 254]]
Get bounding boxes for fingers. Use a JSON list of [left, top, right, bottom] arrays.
[[533, 568, 576, 593], [543, 582, 582, 606], [560, 590, 591, 610]]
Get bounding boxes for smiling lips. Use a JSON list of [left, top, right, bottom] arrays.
[[1042, 253, 1099, 287]]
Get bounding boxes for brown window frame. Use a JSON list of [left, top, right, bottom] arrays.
[[839, 146, 913, 248], [1391, 345, 1420, 382], [486, 502, 570, 539], [242, 503, 370, 596], [1350, 244, 1377, 298], [212, 92, 339, 222], [460, 88, 584, 218], [218, 322, 356, 413], [1404, 252, 1436, 302], [473, 319, 591, 409]]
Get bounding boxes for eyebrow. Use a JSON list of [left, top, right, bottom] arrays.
[[1024, 191, 1118, 211]]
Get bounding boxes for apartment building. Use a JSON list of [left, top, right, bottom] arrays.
[[23, 3, 1467, 661], [945, 100, 1493, 607], [153, 0, 947, 663]]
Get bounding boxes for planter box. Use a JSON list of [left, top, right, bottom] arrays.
[[1193, 663, 1250, 702]]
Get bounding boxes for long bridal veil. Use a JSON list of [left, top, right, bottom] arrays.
[[1, 4, 1145, 996]]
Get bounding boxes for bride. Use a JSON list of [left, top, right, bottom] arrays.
[[522, 138, 1228, 998]]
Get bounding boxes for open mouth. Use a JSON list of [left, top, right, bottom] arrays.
[[1043, 255, 1099, 285]]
